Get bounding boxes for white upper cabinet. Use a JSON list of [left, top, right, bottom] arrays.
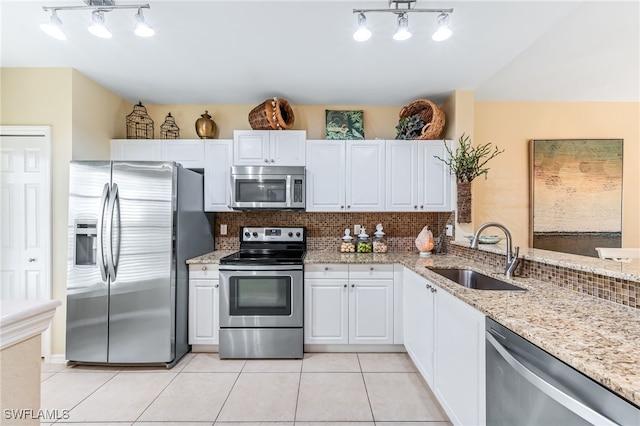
[[306, 140, 385, 212], [386, 140, 452, 211], [110, 139, 205, 169], [233, 130, 306, 166], [204, 139, 233, 212]]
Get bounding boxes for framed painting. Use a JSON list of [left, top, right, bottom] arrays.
[[529, 139, 623, 257], [325, 110, 364, 140]]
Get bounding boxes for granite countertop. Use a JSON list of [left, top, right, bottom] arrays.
[[187, 250, 236, 264], [186, 249, 640, 406]]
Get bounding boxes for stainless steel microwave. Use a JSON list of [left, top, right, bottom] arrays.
[[230, 166, 305, 210]]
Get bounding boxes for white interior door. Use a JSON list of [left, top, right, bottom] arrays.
[[0, 126, 52, 359]]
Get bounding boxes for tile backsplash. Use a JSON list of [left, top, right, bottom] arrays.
[[209, 211, 455, 252]]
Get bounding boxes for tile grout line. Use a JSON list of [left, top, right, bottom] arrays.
[[211, 357, 245, 424], [357, 353, 377, 423], [130, 367, 181, 424]]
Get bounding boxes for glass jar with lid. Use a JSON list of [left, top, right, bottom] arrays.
[[340, 228, 355, 253], [356, 227, 373, 253], [372, 223, 388, 253]]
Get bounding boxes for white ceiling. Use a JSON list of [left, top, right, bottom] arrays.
[[1, 0, 638, 106]]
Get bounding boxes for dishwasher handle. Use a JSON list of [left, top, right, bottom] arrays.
[[485, 331, 618, 426]]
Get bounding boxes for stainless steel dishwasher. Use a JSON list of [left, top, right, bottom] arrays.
[[486, 318, 639, 426]]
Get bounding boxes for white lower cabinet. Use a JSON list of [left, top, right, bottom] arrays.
[[434, 286, 486, 426], [403, 267, 436, 386], [401, 267, 485, 426], [188, 264, 219, 345], [304, 264, 394, 345]]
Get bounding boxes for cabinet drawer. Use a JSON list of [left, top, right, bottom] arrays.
[[305, 264, 349, 279], [189, 264, 219, 279], [349, 264, 394, 279]]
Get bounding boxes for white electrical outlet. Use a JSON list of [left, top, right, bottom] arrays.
[[445, 224, 453, 236], [220, 224, 227, 235], [354, 224, 361, 235]]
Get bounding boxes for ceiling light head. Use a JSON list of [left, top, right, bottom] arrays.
[[40, 10, 66, 41], [88, 10, 112, 39], [393, 13, 411, 41], [432, 12, 452, 42], [353, 12, 372, 42], [134, 8, 155, 37]]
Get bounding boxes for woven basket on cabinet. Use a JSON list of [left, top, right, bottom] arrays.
[[248, 97, 295, 130], [398, 99, 446, 140]]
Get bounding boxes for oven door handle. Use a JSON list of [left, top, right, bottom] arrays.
[[486, 332, 618, 426], [219, 264, 303, 271]]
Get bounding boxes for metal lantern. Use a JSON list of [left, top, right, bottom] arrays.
[[160, 112, 180, 139], [126, 102, 154, 139]]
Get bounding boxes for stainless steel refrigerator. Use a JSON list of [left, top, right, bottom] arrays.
[[66, 161, 213, 367]]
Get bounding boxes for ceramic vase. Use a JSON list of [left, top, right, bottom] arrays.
[[457, 181, 472, 223]]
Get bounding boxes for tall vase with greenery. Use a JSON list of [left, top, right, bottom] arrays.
[[435, 133, 504, 223]]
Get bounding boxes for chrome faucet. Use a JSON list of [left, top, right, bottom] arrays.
[[470, 222, 520, 278]]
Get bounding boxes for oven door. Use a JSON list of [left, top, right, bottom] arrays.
[[219, 265, 303, 328]]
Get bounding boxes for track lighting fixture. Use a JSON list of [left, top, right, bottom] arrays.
[[88, 10, 112, 38], [353, 0, 453, 42], [40, 10, 67, 41], [353, 12, 372, 42], [393, 13, 411, 41], [134, 8, 155, 37], [432, 12, 452, 41], [41, 1, 153, 40]]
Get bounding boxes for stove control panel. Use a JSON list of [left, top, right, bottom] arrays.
[[241, 227, 306, 242]]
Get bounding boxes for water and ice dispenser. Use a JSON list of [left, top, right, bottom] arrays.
[[74, 220, 97, 266]]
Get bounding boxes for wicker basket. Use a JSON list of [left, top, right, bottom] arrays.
[[398, 99, 445, 140], [248, 97, 295, 130]]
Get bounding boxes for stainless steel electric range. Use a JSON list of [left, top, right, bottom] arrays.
[[218, 226, 306, 359]]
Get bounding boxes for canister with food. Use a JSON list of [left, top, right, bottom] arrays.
[[356, 227, 373, 253], [340, 228, 355, 253], [372, 223, 388, 253]]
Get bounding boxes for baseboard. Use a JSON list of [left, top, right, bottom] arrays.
[[304, 344, 406, 353], [48, 353, 67, 364]]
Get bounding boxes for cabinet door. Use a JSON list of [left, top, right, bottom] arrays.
[[305, 140, 346, 212], [403, 268, 435, 386], [110, 139, 162, 161], [434, 286, 486, 426], [348, 279, 394, 344], [162, 140, 205, 169], [386, 140, 419, 211], [304, 278, 349, 344], [270, 130, 306, 166], [346, 140, 385, 211], [418, 140, 452, 211], [233, 130, 270, 165], [188, 278, 219, 345], [204, 140, 233, 212]]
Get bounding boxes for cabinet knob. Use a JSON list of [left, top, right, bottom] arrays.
[[420, 205, 424, 209], [340, 205, 345, 209], [264, 159, 269, 163], [351, 284, 355, 288], [425, 283, 431, 289], [214, 284, 219, 288], [431, 287, 437, 293], [414, 205, 418, 209], [347, 205, 351, 209], [369, 267, 374, 271], [324, 266, 329, 271], [270, 159, 275, 163], [28, 258, 37, 262], [202, 266, 207, 271], [344, 284, 347, 288]]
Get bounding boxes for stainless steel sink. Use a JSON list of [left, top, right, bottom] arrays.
[[427, 268, 526, 291]]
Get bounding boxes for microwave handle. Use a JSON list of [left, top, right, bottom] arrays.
[[286, 174, 292, 208]]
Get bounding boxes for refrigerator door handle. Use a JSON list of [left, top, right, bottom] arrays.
[[98, 183, 110, 282], [106, 183, 120, 281]]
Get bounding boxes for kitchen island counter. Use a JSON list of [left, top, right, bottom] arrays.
[[187, 249, 640, 406]]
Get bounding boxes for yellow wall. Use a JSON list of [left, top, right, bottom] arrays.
[[71, 69, 131, 160], [474, 101, 640, 248], [0, 68, 125, 355], [143, 104, 402, 140]]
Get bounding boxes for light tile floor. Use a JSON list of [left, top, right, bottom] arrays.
[[41, 352, 451, 425]]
